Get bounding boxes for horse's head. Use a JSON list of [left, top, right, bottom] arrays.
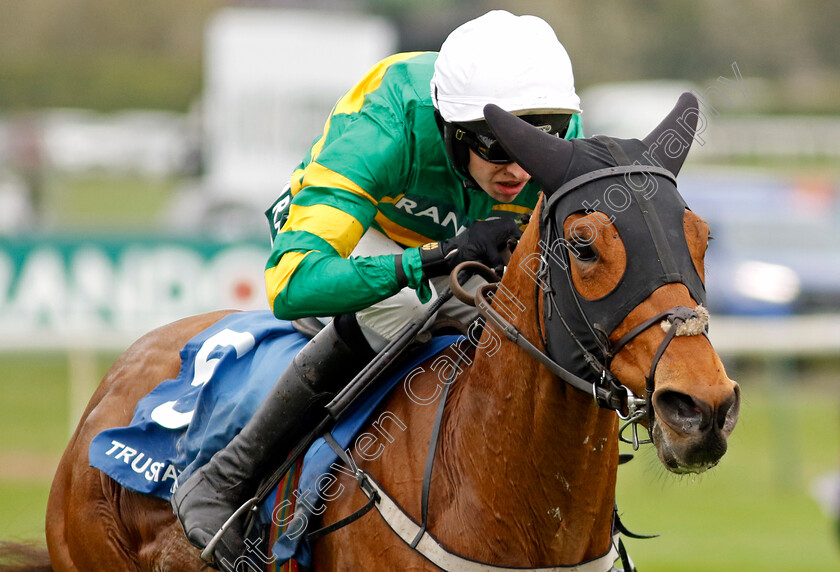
[[485, 94, 740, 474]]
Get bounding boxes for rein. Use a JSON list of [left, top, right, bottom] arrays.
[[523, 156, 709, 447], [451, 261, 626, 410], [302, 152, 710, 566]]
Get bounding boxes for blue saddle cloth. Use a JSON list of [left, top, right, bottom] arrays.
[[88, 310, 458, 567]]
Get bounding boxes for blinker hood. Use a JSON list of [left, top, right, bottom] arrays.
[[539, 137, 706, 379], [484, 95, 707, 381]]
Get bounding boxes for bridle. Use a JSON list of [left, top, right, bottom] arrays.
[[337, 208, 708, 570], [473, 280, 706, 449], [467, 159, 709, 449]]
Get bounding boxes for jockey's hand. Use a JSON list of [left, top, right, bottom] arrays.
[[419, 218, 522, 278]]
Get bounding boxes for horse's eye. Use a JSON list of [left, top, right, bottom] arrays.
[[571, 242, 599, 263]]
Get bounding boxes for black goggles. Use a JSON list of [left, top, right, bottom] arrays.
[[454, 113, 572, 164]]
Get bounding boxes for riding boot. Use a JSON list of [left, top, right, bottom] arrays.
[[171, 314, 374, 569]]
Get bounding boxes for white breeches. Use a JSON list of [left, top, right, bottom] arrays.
[[349, 229, 482, 351]]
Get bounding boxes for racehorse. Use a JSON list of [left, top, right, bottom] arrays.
[[3, 93, 739, 571]]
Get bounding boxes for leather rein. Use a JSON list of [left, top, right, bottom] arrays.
[[315, 332, 629, 572], [456, 161, 709, 448]]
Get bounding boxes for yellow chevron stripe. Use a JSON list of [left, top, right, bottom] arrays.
[[378, 195, 399, 204], [292, 162, 377, 205], [334, 52, 426, 116], [283, 203, 365, 258], [374, 212, 432, 247], [290, 168, 306, 196], [265, 251, 312, 309], [294, 52, 425, 195], [490, 203, 533, 215]]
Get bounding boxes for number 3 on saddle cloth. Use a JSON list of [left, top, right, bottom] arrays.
[[88, 310, 459, 569]]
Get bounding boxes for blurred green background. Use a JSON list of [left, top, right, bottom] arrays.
[[0, 1, 839, 571], [2, 0, 839, 114]]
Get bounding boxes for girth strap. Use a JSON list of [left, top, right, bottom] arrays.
[[305, 432, 380, 543], [315, 375, 626, 572]]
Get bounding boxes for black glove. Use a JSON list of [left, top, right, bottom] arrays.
[[419, 218, 522, 278]]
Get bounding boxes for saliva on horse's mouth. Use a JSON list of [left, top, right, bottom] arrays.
[[667, 459, 719, 475]]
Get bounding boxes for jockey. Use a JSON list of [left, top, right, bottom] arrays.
[[172, 9, 583, 566]]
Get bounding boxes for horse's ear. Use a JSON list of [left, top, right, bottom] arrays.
[[642, 92, 700, 176], [483, 104, 573, 194]]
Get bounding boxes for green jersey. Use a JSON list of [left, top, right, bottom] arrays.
[[265, 52, 582, 319]]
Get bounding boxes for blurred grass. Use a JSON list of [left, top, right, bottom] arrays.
[[0, 351, 838, 571], [0, 0, 216, 113], [0, 483, 53, 541], [0, 56, 202, 112], [4, 175, 840, 566], [0, 352, 116, 539], [0, 354, 67, 454], [617, 377, 840, 571]]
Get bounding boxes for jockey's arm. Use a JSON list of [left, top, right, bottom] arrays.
[[265, 183, 429, 320], [265, 246, 426, 320]]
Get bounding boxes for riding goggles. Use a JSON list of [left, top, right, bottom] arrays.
[[455, 113, 572, 164]]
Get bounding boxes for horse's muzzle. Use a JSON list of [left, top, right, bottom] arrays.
[[652, 383, 741, 474]]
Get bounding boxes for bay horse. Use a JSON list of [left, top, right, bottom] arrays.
[[3, 93, 740, 571]]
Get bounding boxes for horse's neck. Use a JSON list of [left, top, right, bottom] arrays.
[[433, 227, 619, 565]]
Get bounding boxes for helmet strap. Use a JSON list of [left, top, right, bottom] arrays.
[[434, 109, 479, 188]]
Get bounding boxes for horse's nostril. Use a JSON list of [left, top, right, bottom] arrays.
[[717, 385, 741, 433], [654, 390, 711, 434]]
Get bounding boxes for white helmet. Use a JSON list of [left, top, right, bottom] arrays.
[[431, 11, 580, 181], [431, 10, 581, 123]]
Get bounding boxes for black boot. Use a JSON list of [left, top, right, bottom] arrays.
[[171, 315, 374, 569]]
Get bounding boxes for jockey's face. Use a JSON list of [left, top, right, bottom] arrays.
[[467, 149, 531, 203]]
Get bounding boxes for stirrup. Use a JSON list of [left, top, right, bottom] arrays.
[[200, 497, 259, 564]]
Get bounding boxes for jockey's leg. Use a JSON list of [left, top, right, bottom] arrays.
[[430, 273, 483, 324], [170, 312, 375, 569], [353, 228, 444, 350], [355, 281, 437, 350]]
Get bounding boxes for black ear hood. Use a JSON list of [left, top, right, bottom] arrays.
[[483, 95, 706, 381], [482, 103, 574, 193], [483, 92, 699, 192], [642, 91, 700, 176]]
